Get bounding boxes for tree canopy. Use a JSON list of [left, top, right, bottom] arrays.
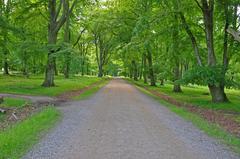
[[1, 0, 240, 103]]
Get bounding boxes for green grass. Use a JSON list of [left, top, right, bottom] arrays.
[[0, 75, 102, 97], [131, 80, 240, 113], [73, 79, 110, 100], [134, 84, 240, 154], [0, 107, 60, 159], [0, 114, 5, 122], [0, 97, 29, 108]]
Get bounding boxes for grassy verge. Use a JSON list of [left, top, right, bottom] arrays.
[[0, 97, 30, 108], [73, 79, 110, 100], [0, 98, 30, 122], [0, 75, 101, 96], [130, 81, 240, 153], [0, 107, 61, 159], [0, 114, 5, 122], [129, 80, 240, 113]]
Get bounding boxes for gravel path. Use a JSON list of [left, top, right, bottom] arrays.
[[24, 79, 240, 159]]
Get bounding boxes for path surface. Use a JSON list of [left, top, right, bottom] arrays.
[[24, 79, 240, 159]]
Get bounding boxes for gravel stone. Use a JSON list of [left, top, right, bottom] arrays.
[[23, 79, 240, 159]]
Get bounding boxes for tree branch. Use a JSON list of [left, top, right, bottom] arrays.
[[179, 12, 203, 66], [55, 0, 63, 21], [227, 27, 240, 42], [69, 0, 78, 14], [54, 0, 68, 33], [73, 28, 86, 47], [54, 0, 78, 35], [194, 0, 203, 10]]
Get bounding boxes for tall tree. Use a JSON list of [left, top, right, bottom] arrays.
[[0, 0, 12, 75], [63, 0, 71, 78], [193, 0, 228, 102], [42, 0, 77, 87]]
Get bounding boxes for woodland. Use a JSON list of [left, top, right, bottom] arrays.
[[1, 0, 240, 103], [1, 1, 240, 158]]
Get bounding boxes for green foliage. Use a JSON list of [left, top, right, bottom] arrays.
[[130, 79, 240, 113], [0, 0, 240, 98], [181, 66, 224, 86], [0, 113, 5, 122], [180, 66, 240, 88], [0, 107, 60, 159], [0, 98, 29, 108]]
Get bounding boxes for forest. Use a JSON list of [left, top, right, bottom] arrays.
[[1, 0, 240, 158], [1, 0, 240, 102]]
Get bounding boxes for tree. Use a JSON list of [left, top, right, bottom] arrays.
[[63, 0, 71, 78], [42, 0, 77, 87], [88, 6, 118, 77], [191, 0, 228, 102], [1, 0, 240, 105], [0, 0, 12, 75]]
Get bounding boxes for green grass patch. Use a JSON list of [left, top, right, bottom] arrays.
[[73, 79, 110, 100], [130, 79, 240, 113], [0, 107, 61, 159], [0, 75, 101, 97], [133, 82, 240, 154], [0, 97, 29, 108], [0, 114, 5, 122]]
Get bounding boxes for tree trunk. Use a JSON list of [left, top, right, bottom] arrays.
[[64, 54, 70, 78], [173, 62, 182, 92], [3, 56, 9, 75], [42, 0, 76, 87], [42, 29, 57, 87], [146, 49, 156, 86], [94, 34, 107, 78], [42, 52, 55, 87], [32, 59, 37, 74], [3, 32, 9, 75], [81, 60, 85, 76], [132, 60, 138, 81], [1, 0, 10, 75], [54, 58, 58, 76], [139, 55, 144, 80], [81, 45, 88, 76], [217, 1, 230, 103], [179, 12, 202, 66], [160, 79, 164, 86], [202, 0, 216, 66], [98, 65, 103, 77], [86, 63, 89, 75], [64, 2, 71, 79], [98, 46, 104, 78], [143, 53, 147, 84], [42, 0, 57, 87], [129, 66, 133, 79], [208, 85, 228, 103], [172, 12, 182, 92], [199, 0, 228, 102], [173, 84, 182, 93]]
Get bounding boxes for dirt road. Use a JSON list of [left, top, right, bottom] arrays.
[[24, 79, 239, 159]]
